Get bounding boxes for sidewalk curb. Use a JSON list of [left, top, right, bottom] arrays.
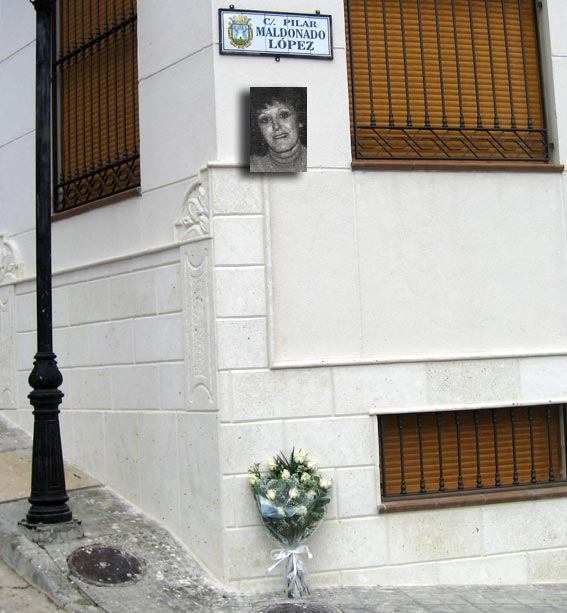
[[0, 502, 104, 613]]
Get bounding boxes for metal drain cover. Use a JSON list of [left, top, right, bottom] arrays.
[[249, 604, 341, 613], [68, 545, 144, 586]]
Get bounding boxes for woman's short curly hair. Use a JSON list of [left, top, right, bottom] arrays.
[[250, 87, 307, 156]]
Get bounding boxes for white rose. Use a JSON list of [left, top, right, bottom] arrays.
[[306, 490, 317, 500], [267, 489, 276, 501], [289, 487, 299, 500], [307, 459, 318, 471], [296, 505, 308, 516], [281, 469, 291, 479], [295, 451, 307, 464], [248, 474, 258, 486], [319, 478, 332, 490], [300, 472, 310, 484], [268, 458, 277, 471]]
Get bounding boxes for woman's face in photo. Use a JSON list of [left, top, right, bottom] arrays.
[[257, 101, 301, 154]]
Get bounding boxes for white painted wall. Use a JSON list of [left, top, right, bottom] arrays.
[[2, 0, 567, 591], [0, 1, 37, 273], [50, 0, 219, 270], [268, 169, 567, 365], [212, 0, 351, 167], [0, 0, 218, 276]]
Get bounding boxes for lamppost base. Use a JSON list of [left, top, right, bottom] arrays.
[[24, 503, 73, 525], [18, 517, 83, 545]]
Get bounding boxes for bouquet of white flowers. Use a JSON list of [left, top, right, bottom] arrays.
[[248, 449, 332, 598]]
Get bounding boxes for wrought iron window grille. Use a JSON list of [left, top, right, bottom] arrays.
[[346, 0, 549, 162], [378, 405, 567, 499], [53, 0, 140, 213]]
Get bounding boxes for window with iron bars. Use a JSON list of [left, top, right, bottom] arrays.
[[53, 0, 140, 214], [378, 405, 567, 500], [345, 0, 548, 162]]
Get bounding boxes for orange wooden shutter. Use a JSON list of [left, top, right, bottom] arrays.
[[345, 0, 546, 161], [379, 406, 564, 497], [56, 0, 140, 212]]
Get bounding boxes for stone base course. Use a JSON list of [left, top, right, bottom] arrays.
[[2, 416, 567, 612]]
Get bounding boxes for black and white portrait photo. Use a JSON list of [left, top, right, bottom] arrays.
[[249, 87, 307, 173]]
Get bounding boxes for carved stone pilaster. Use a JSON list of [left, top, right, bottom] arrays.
[[0, 286, 17, 409], [0, 235, 23, 285], [175, 170, 210, 241], [182, 241, 216, 411]]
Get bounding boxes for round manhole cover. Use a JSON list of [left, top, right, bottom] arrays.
[[68, 545, 144, 586], [249, 604, 341, 613]]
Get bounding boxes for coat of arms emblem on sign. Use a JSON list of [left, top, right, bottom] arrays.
[[228, 14, 253, 48]]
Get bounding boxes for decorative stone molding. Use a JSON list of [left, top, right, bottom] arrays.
[[0, 235, 23, 285], [0, 286, 17, 409], [175, 170, 210, 241], [182, 242, 216, 411]]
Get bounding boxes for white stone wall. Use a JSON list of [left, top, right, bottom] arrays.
[[0, 284, 17, 410], [206, 6, 567, 589], [2, 0, 567, 591], [5, 237, 224, 579], [209, 163, 567, 590]]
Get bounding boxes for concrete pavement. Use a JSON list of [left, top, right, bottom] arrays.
[[1, 414, 567, 612], [0, 557, 66, 613]]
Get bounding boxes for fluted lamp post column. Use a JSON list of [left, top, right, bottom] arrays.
[[24, 0, 72, 525]]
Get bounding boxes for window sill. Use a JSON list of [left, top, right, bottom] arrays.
[[352, 160, 565, 173], [378, 484, 567, 514], [52, 186, 142, 221]]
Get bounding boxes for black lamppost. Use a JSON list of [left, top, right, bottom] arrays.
[[25, 0, 72, 525]]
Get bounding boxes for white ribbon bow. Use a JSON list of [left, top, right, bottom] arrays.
[[267, 545, 313, 576]]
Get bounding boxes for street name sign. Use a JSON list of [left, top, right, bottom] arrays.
[[219, 9, 333, 59]]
